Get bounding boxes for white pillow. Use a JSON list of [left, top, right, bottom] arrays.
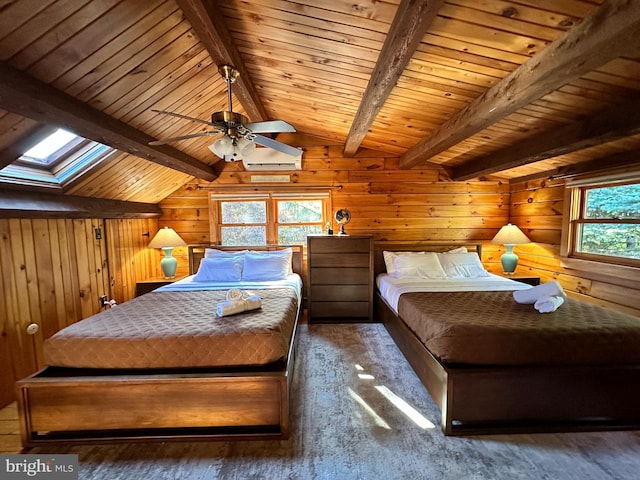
[[242, 249, 292, 281], [383, 251, 426, 276], [392, 252, 447, 279], [205, 248, 248, 258], [383, 251, 398, 274], [247, 248, 293, 275], [437, 252, 489, 278], [193, 256, 243, 282], [442, 246, 468, 254]]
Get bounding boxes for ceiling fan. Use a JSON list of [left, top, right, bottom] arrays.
[[148, 65, 299, 162]]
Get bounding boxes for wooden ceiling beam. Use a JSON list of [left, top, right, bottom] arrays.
[[0, 189, 162, 219], [399, 0, 640, 170], [512, 149, 640, 184], [0, 124, 56, 170], [176, 0, 268, 122], [0, 62, 217, 181], [452, 97, 640, 180], [343, 0, 444, 157]]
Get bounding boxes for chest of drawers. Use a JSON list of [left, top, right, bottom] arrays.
[[307, 235, 373, 323]]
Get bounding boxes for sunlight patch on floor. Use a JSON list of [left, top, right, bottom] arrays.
[[353, 363, 436, 430], [348, 388, 391, 429], [375, 385, 436, 429]]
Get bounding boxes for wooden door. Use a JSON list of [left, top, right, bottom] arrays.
[[0, 218, 111, 408]]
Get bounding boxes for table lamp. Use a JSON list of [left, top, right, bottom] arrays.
[[491, 223, 530, 274], [148, 226, 187, 278]]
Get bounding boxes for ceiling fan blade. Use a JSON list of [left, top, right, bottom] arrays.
[[152, 109, 218, 128], [245, 120, 296, 133], [148, 131, 220, 146], [252, 134, 301, 156]]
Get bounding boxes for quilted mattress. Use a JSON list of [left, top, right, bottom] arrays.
[[44, 287, 299, 369], [397, 290, 640, 366]]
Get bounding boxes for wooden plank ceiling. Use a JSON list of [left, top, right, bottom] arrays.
[[0, 0, 639, 204]]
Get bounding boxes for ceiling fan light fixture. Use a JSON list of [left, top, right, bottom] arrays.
[[210, 135, 234, 158], [236, 136, 256, 157]]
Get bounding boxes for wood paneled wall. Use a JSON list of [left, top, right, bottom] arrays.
[[107, 218, 163, 301], [158, 141, 511, 277], [160, 140, 640, 317], [508, 178, 640, 316], [0, 217, 158, 406]]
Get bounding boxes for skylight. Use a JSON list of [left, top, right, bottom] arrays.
[[20, 128, 84, 166], [22, 128, 78, 165], [0, 128, 115, 188]]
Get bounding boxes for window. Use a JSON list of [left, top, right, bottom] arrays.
[[220, 199, 267, 245], [18, 129, 84, 167], [211, 192, 330, 246], [0, 128, 115, 188], [566, 179, 640, 267], [275, 196, 325, 244]]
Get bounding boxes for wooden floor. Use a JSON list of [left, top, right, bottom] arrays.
[[0, 402, 21, 453]]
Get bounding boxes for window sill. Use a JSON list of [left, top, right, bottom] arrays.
[[560, 256, 640, 282]]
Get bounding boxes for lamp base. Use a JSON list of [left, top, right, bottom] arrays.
[[500, 244, 518, 275], [160, 247, 178, 279]]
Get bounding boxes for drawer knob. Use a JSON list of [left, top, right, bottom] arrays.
[[26, 323, 39, 335]]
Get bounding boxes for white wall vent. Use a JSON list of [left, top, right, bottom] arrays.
[[242, 147, 302, 171]]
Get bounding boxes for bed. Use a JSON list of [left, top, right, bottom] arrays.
[[16, 244, 303, 446], [373, 242, 640, 436]]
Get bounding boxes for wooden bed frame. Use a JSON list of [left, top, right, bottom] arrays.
[[16, 245, 303, 447], [373, 241, 640, 436]]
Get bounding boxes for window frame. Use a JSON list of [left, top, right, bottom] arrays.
[[561, 172, 640, 276], [0, 128, 115, 189], [220, 198, 269, 245], [209, 191, 331, 246]]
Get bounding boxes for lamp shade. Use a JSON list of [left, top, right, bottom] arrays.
[[491, 224, 530, 275], [148, 227, 186, 279], [491, 224, 530, 245], [148, 227, 186, 248]]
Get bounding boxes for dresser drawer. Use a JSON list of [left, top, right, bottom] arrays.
[[310, 301, 370, 318], [310, 285, 369, 301], [310, 267, 370, 285], [309, 236, 371, 254], [309, 252, 370, 268]]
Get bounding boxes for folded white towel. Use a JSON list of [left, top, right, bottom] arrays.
[[216, 295, 262, 317], [226, 288, 243, 301], [513, 280, 565, 304], [534, 295, 565, 313]]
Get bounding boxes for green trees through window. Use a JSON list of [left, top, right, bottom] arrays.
[[277, 200, 323, 244], [217, 196, 326, 246], [577, 183, 640, 261]]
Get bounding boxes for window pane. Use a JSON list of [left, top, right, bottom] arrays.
[[278, 200, 323, 223], [585, 184, 640, 219], [578, 223, 640, 259], [221, 226, 266, 245], [22, 129, 79, 164], [278, 225, 322, 244], [221, 201, 266, 223]]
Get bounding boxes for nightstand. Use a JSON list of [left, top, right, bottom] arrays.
[[497, 273, 540, 286], [135, 276, 185, 296]]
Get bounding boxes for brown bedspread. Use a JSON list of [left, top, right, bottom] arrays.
[[44, 288, 298, 369], [397, 290, 640, 366]]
